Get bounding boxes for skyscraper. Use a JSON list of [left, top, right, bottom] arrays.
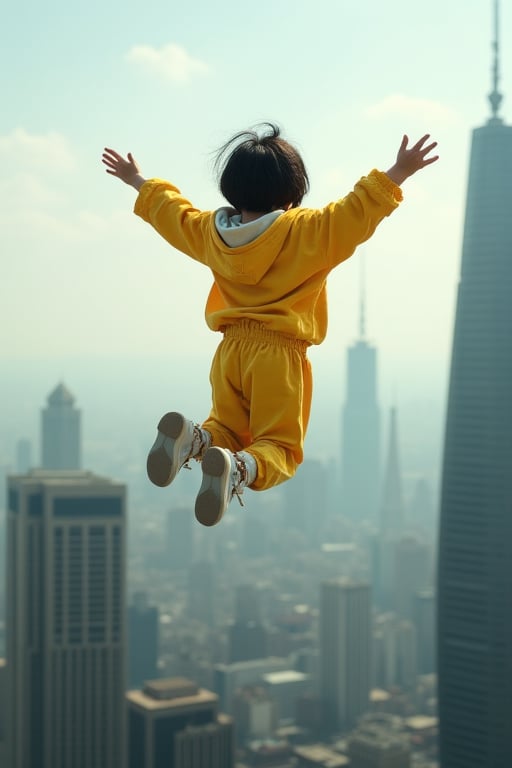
[[380, 407, 404, 536], [376, 407, 405, 610], [6, 469, 126, 768], [413, 590, 435, 676], [187, 560, 216, 627], [320, 579, 371, 732], [228, 584, 268, 662], [393, 536, 431, 620], [128, 592, 159, 689], [437, 4, 512, 765], [127, 677, 234, 768], [41, 382, 81, 469], [340, 297, 380, 522]]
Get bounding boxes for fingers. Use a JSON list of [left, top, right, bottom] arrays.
[[421, 141, 438, 156], [406, 135, 439, 166], [102, 148, 138, 174], [399, 134, 409, 152], [418, 138, 439, 166], [422, 154, 439, 167], [411, 134, 431, 150], [101, 155, 119, 173], [103, 147, 124, 161], [413, 135, 439, 157], [101, 149, 121, 170]]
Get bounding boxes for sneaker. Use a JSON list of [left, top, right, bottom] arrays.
[[147, 412, 196, 487], [195, 447, 250, 527]]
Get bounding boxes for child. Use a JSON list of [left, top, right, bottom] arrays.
[[102, 124, 438, 527]]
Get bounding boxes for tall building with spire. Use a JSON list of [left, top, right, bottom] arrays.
[[375, 407, 405, 610], [437, 3, 512, 765], [380, 407, 404, 536], [340, 291, 380, 522], [41, 383, 81, 470]]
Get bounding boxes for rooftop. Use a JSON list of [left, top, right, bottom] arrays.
[[263, 670, 309, 685], [294, 744, 350, 767], [405, 715, 439, 731], [126, 677, 218, 713], [47, 382, 76, 406]]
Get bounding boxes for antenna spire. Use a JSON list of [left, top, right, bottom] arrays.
[[488, 0, 503, 120], [359, 256, 366, 339]]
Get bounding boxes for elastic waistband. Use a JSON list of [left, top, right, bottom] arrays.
[[222, 320, 309, 352]]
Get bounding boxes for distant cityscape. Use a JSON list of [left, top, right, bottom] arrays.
[[1, 6, 512, 767], [2, 293, 439, 766]]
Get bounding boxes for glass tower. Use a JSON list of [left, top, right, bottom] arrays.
[[437, 4, 512, 765]]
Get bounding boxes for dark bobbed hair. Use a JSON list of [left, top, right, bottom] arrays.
[[214, 123, 309, 213]]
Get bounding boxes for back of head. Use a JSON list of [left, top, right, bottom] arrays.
[[215, 123, 309, 213]]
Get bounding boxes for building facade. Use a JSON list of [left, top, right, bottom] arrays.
[[6, 470, 126, 768], [320, 580, 371, 733], [128, 592, 159, 689]]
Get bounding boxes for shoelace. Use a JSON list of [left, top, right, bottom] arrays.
[[232, 453, 247, 507], [192, 424, 209, 459], [182, 424, 210, 471]]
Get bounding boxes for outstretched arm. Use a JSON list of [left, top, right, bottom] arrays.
[[102, 148, 147, 191], [386, 134, 439, 186]]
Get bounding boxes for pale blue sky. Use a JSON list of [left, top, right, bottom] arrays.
[[1, 0, 508, 400]]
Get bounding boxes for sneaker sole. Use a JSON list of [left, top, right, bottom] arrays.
[[195, 447, 231, 527], [147, 412, 187, 487]]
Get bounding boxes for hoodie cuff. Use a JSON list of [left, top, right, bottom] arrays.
[[133, 178, 182, 222], [369, 169, 403, 206]]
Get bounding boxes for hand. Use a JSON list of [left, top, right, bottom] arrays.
[[102, 148, 146, 190], [386, 134, 439, 186]]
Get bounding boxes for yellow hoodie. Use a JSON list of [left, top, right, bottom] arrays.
[[134, 168, 402, 346]]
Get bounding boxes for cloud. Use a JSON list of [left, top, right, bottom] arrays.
[[0, 131, 78, 225], [0, 128, 77, 171], [127, 43, 209, 83], [0, 128, 119, 246], [365, 94, 459, 124]]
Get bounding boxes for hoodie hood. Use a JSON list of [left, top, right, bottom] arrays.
[[209, 207, 290, 285], [215, 208, 284, 247]]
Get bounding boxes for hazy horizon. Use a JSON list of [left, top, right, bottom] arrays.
[[0, 350, 447, 508]]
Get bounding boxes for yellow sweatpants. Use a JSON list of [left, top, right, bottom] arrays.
[[202, 320, 313, 491]]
